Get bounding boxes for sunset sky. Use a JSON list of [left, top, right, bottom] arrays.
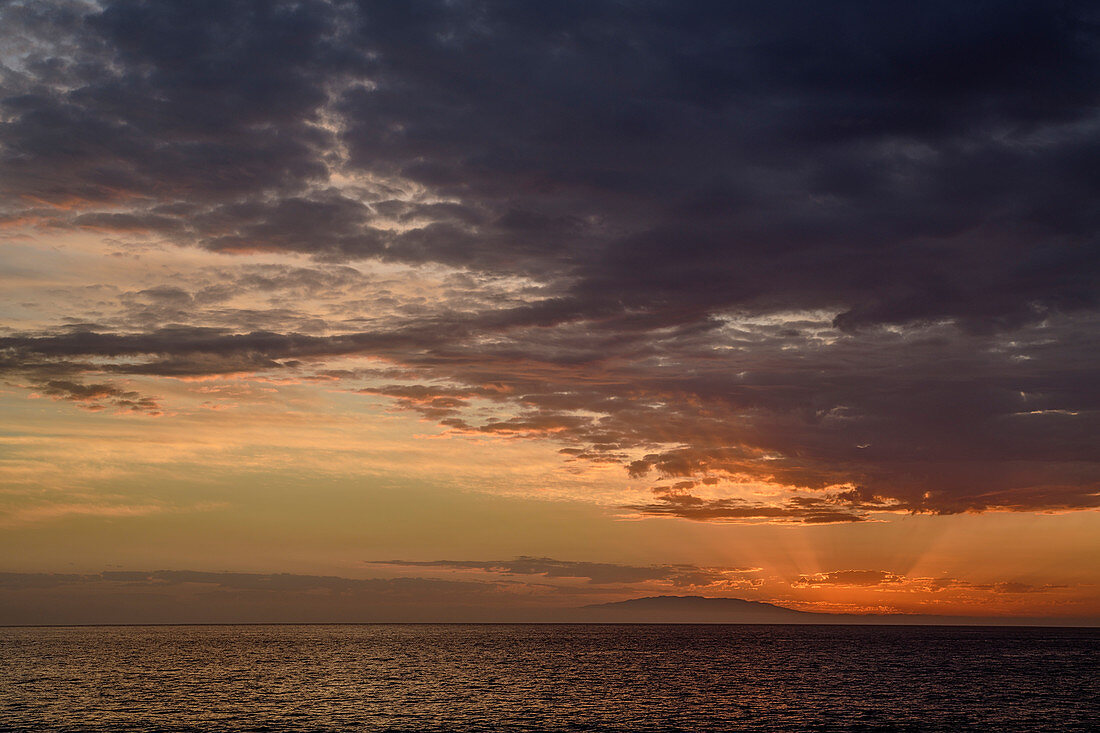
[[1, 0, 1098, 624]]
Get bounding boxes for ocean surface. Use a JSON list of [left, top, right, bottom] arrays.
[[1, 624, 1097, 732]]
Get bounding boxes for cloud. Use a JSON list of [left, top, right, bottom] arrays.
[[792, 570, 1072, 596], [795, 570, 909, 587], [368, 557, 760, 587], [2, 1, 1098, 521], [32, 378, 162, 415], [3, 313, 1098, 520], [5, 1, 1098, 325], [627, 497, 871, 525], [0, 499, 222, 527], [357, 384, 505, 419]]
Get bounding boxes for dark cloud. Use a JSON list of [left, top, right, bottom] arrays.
[[0, 325, 440, 364], [1, 0, 353, 207], [4, 0, 1097, 323], [357, 384, 505, 419], [628, 495, 873, 525], [34, 378, 162, 415], [2, 1, 1099, 519], [2, 313, 1098, 518], [369, 557, 758, 587]]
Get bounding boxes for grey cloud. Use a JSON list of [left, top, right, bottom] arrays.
[[1, 0, 353, 207], [4, 312, 1097, 518], [628, 494, 872, 525], [5, 1, 1097, 327], [0, 572, 85, 590], [2, 1, 1098, 518], [3, 311, 1098, 518], [35, 378, 162, 415], [368, 557, 758, 587], [0, 325, 442, 362]]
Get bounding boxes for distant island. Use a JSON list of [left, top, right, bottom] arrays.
[[578, 595, 818, 623], [567, 595, 1096, 626]]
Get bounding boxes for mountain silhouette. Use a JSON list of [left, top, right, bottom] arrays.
[[565, 595, 1093, 626], [576, 595, 819, 623]]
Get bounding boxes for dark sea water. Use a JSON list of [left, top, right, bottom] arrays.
[[1, 624, 1097, 732]]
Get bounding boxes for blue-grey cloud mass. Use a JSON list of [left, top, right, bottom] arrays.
[[2, 0, 1098, 519]]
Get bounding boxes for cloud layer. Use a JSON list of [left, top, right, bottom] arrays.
[[369, 557, 760, 587], [2, 1, 1098, 520]]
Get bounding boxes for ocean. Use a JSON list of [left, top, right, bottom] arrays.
[[1, 624, 1097, 732]]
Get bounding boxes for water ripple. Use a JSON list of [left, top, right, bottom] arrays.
[[1, 625, 1097, 732]]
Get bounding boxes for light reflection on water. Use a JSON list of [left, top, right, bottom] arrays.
[[1, 624, 1097, 732]]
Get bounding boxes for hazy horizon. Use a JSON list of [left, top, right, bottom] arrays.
[[2, 568, 1097, 627]]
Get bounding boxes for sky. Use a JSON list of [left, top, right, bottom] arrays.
[[1, 0, 1098, 624]]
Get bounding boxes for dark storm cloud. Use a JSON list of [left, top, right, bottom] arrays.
[[5, 0, 1098, 324], [3, 1, 1099, 519], [1, 0, 351, 206], [334, 0, 1100, 325]]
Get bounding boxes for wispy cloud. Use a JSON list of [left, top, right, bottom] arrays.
[[793, 570, 1072, 596], [369, 557, 761, 587], [31, 379, 162, 415], [0, 500, 222, 526]]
